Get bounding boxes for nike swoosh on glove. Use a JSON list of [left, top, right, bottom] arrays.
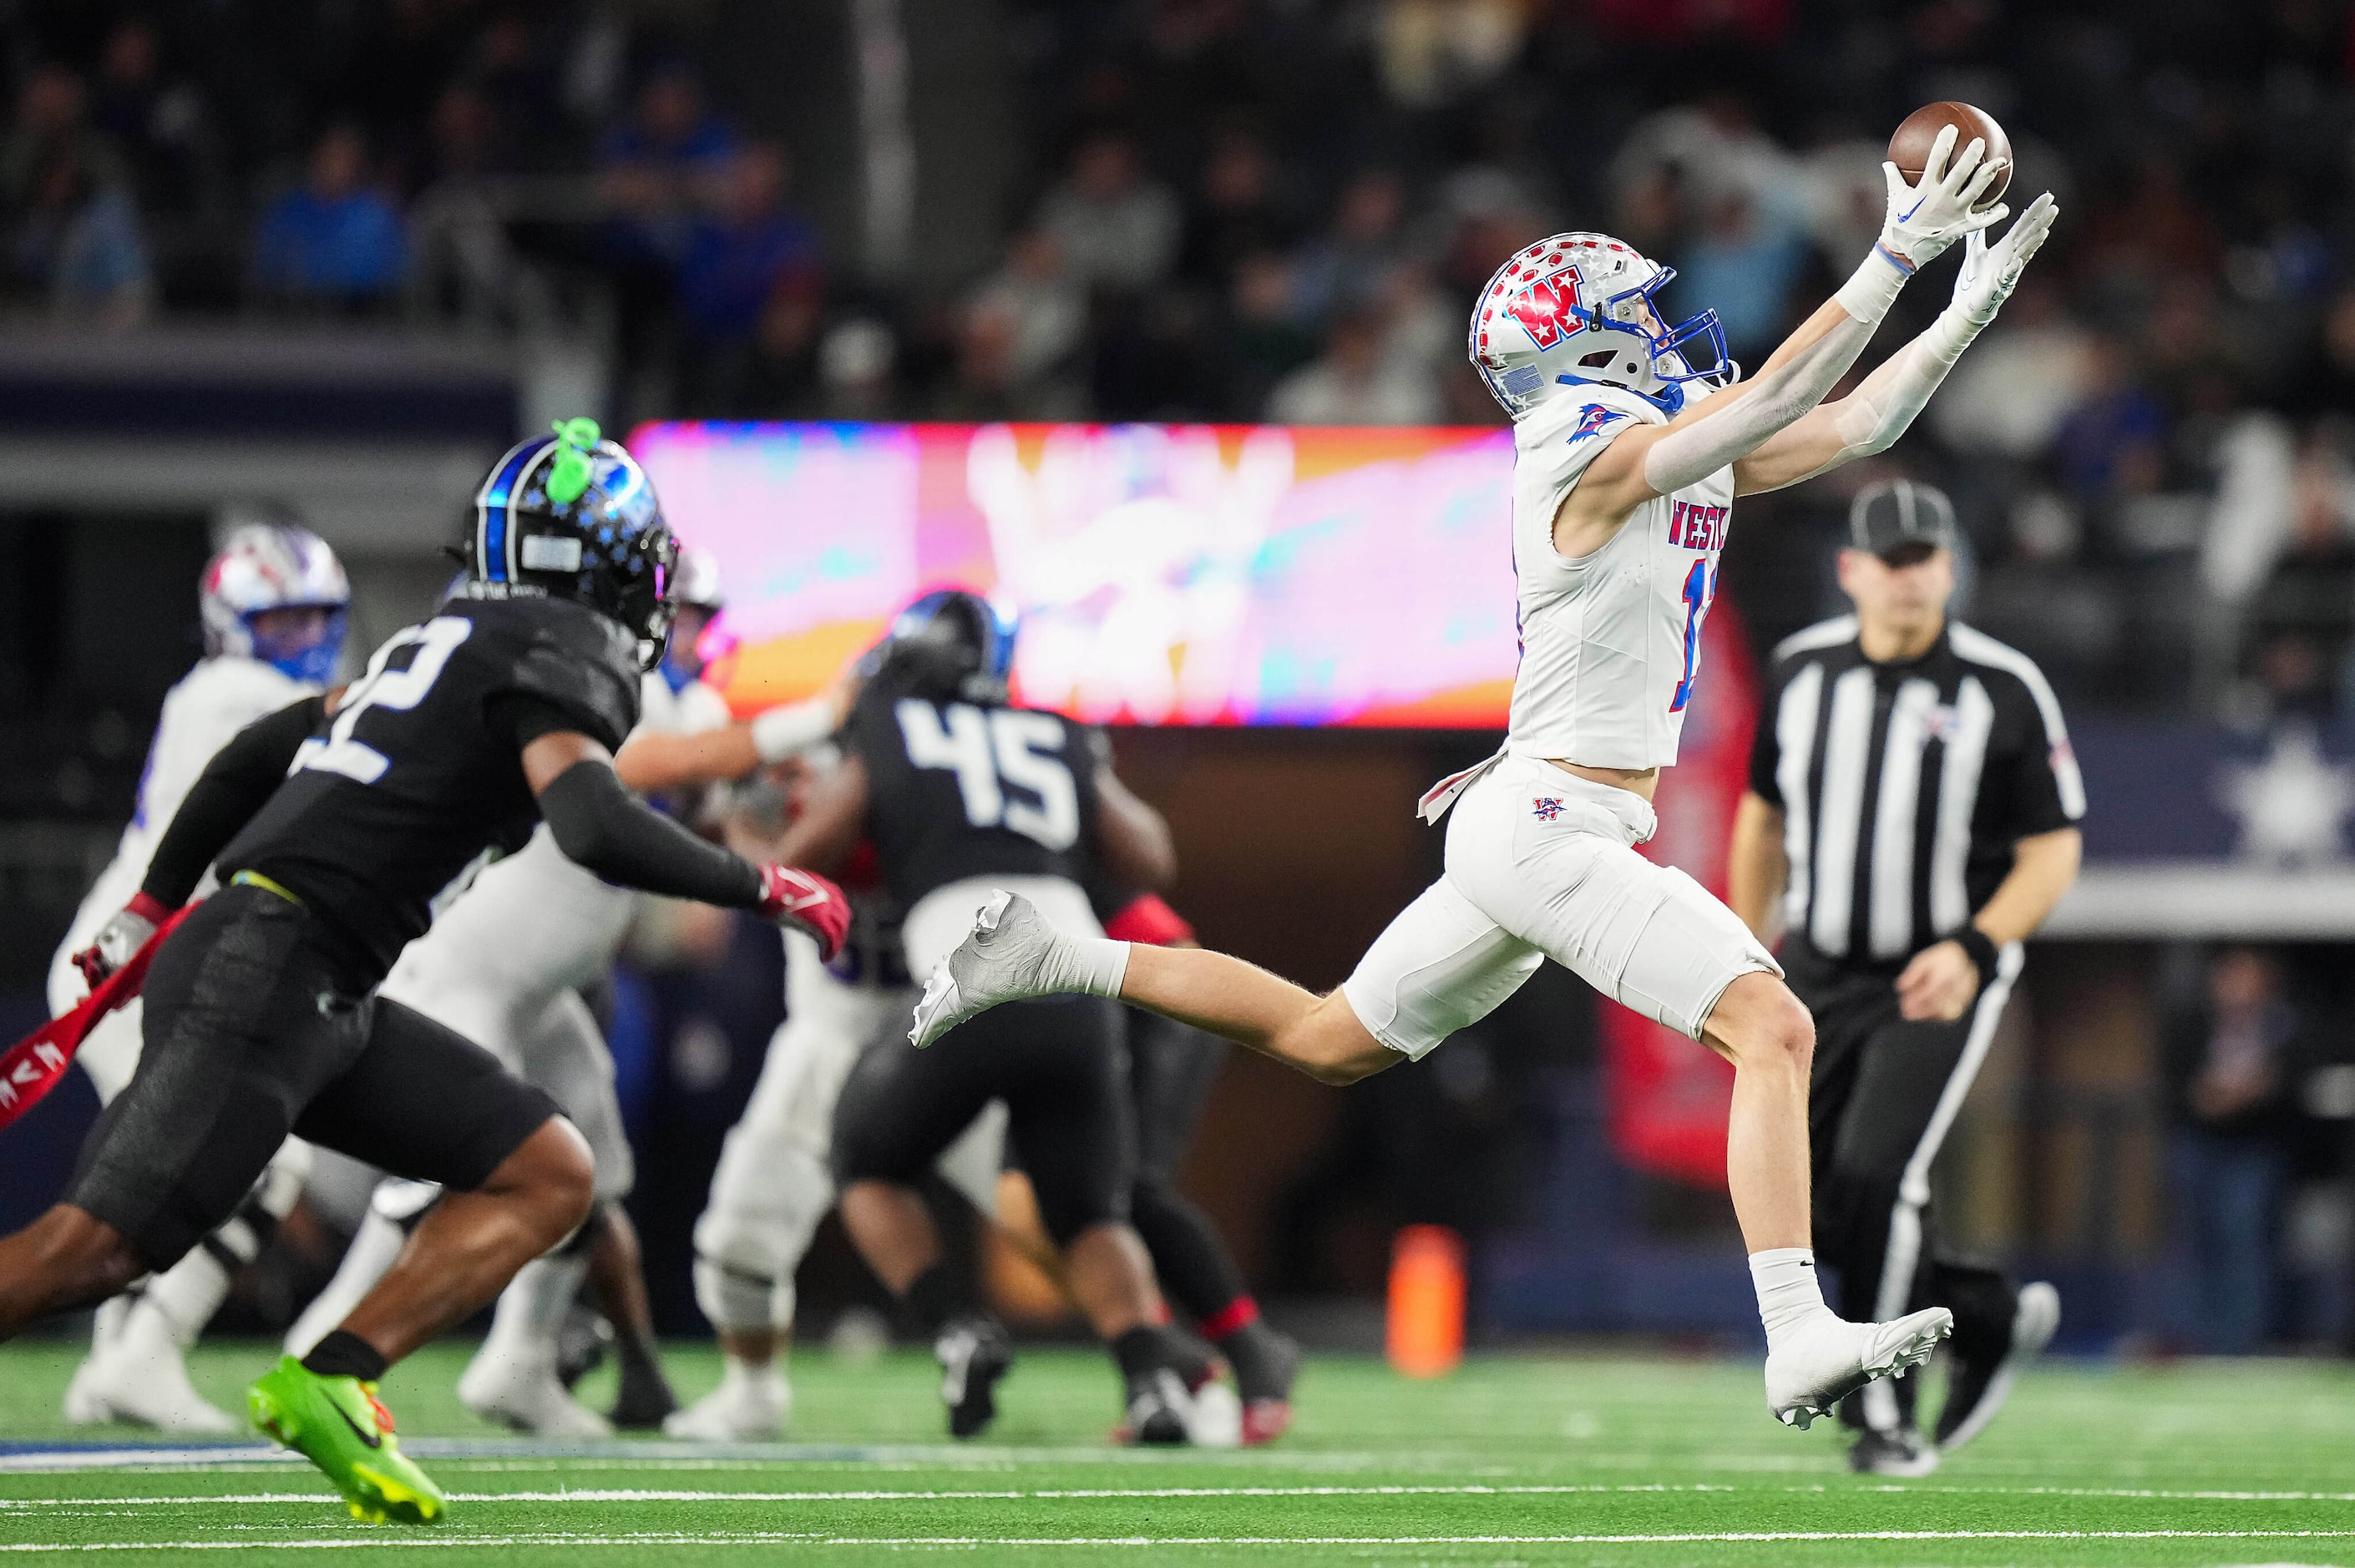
[[72, 891, 171, 989], [755, 865, 851, 962], [1878, 123, 2008, 272]]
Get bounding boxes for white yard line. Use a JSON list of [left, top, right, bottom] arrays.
[[6, 1481, 2355, 1507], [8, 1528, 2355, 1552]]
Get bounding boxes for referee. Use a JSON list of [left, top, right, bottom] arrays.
[[1730, 480, 2084, 1477]]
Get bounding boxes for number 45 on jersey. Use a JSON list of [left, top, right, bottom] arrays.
[[896, 700, 1080, 851]]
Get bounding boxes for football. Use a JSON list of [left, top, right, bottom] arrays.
[[1889, 101, 2012, 210]]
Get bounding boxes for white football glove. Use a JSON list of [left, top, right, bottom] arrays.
[[1950, 191, 2059, 327], [1879, 124, 2008, 271]]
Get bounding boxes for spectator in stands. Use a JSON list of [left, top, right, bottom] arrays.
[[1179, 128, 1294, 292], [1216, 250, 1314, 414], [251, 125, 406, 307], [1265, 306, 1438, 426], [675, 144, 821, 414], [1290, 169, 1405, 329], [1037, 131, 1181, 295], [1671, 186, 1808, 362], [596, 63, 737, 266], [9, 138, 151, 329], [1, 65, 128, 215], [1933, 276, 2097, 462], [2163, 947, 2306, 1353], [88, 19, 218, 221], [964, 227, 1086, 406], [2055, 337, 2169, 516], [2245, 432, 2355, 716]]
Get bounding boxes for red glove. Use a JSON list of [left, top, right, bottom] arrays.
[[73, 891, 174, 990], [756, 864, 850, 962]]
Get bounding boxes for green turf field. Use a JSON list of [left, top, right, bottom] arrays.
[[3, 1339, 2353, 1565]]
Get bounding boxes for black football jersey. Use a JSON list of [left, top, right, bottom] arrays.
[[844, 674, 1103, 908], [220, 594, 641, 979]]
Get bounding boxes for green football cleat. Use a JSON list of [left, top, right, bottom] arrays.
[[247, 1356, 446, 1525]]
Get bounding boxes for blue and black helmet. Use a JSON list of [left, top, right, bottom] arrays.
[[466, 418, 678, 669], [872, 588, 1019, 702]]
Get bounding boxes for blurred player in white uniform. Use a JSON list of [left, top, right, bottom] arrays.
[[45, 523, 350, 1430], [914, 129, 2059, 1430], [285, 547, 843, 1436], [667, 762, 1004, 1442]]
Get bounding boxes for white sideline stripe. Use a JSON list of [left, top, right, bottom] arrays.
[[0, 1443, 1397, 1475], [8, 1529, 2355, 1552], [9, 1482, 2355, 1508]]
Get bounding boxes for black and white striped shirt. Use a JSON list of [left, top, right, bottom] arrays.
[[1746, 616, 2084, 966]]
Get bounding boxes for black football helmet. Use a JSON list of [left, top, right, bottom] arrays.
[[869, 588, 1020, 703], [464, 418, 679, 670]]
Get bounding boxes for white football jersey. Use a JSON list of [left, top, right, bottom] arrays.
[[1505, 382, 1733, 771], [48, 656, 315, 1014]]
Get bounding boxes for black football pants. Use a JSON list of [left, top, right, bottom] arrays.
[[68, 883, 562, 1271], [1787, 942, 2022, 1433]]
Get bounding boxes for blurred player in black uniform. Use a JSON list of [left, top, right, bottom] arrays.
[[1083, 875, 1300, 1444], [0, 422, 849, 1524], [765, 589, 1237, 1444]]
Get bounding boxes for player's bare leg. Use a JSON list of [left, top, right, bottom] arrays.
[[912, 891, 1389, 1083], [841, 1177, 1011, 1437], [581, 1205, 677, 1427], [1698, 972, 1951, 1426], [0, 1206, 145, 1341], [1699, 973, 1816, 1252], [336, 1119, 595, 1364]]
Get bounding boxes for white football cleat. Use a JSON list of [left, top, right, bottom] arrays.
[[663, 1365, 792, 1441], [911, 891, 1066, 1048], [62, 1305, 235, 1432], [1764, 1306, 1952, 1430], [458, 1348, 613, 1439]]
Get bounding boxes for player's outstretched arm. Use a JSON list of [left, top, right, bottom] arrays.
[[613, 684, 853, 793], [1557, 127, 2004, 548], [1734, 192, 2059, 496], [757, 751, 872, 876], [522, 727, 849, 959], [70, 693, 331, 984]]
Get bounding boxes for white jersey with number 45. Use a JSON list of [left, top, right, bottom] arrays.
[[47, 655, 316, 1018], [1506, 381, 1732, 772]]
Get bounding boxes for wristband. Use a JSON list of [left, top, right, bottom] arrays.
[[124, 890, 175, 926], [1833, 246, 1910, 327], [749, 696, 834, 763], [1950, 925, 1998, 984]]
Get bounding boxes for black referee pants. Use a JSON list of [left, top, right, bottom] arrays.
[[1787, 942, 2021, 1433]]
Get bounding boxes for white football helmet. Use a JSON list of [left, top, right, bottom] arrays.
[[1468, 232, 1735, 420], [200, 522, 351, 685]]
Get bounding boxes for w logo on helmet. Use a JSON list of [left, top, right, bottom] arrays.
[[1502, 266, 1583, 351]]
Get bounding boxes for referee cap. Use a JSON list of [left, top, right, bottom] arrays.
[[1848, 479, 1957, 562]]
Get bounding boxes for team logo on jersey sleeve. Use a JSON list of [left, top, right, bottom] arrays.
[[1568, 406, 1626, 444], [1532, 796, 1565, 821], [1502, 265, 1584, 350]]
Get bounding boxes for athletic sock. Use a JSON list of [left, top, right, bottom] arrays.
[[1112, 1324, 1213, 1387], [1043, 934, 1130, 999], [1749, 1247, 1831, 1349], [904, 1266, 965, 1338], [134, 1252, 231, 1348], [479, 1254, 592, 1370], [302, 1329, 389, 1383]]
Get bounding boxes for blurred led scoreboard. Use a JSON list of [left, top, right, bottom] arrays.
[[630, 422, 1518, 727]]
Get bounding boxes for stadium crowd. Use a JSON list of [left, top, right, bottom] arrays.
[[3, 0, 2353, 718]]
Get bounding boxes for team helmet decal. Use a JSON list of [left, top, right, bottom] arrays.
[[1469, 233, 1736, 421]]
